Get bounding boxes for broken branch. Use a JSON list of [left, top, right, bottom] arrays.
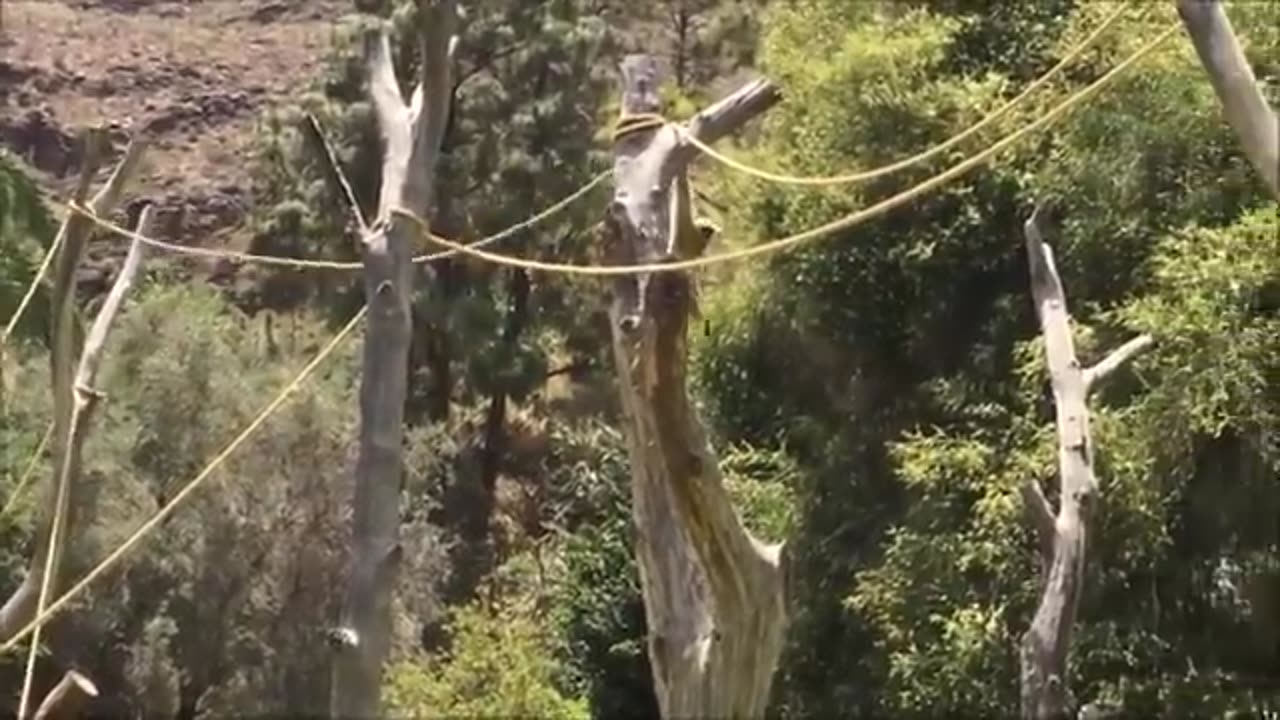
[[1020, 479, 1056, 563], [1084, 334, 1154, 393], [32, 670, 98, 720]]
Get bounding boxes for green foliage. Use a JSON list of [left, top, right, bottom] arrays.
[[722, 443, 800, 542], [546, 419, 658, 720], [385, 594, 588, 720], [0, 149, 55, 343], [692, 1, 1280, 717], [0, 285, 449, 716]]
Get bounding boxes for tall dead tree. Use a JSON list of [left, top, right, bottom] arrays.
[[0, 129, 147, 644], [1176, 0, 1279, 200], [603, 55, 784, 718], [329, 2, 457, 718], [1018, 205, 1153, 720]]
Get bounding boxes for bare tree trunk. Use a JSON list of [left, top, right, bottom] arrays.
[[604, 55, 785, 719], [329, 3, 457, 718], [0, 130, 147, 642], [1019, 206, 1153, 720], [17, 199, 152, 718], [1176, 0, 1279, 199]]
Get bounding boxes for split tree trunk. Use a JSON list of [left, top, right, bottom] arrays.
[[604, 55, 786, 719], [329, 2, 457, 718], [1018, 206, 1153, 720], [1176, 0, 1279, 199], [0, 129, 147, 643]]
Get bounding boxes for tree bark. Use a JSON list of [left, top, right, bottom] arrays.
[[1018, 205, 1152, 720], [1176, 0, 1279, 199], [605, 54, 785, 719], [0, 130, 148, 642], [19, 202, 150, 719], [329, 3, 457, 718]]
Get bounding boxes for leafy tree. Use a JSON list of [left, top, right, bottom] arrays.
[[385, 556, 589, 720], [247, 0, 621, 606], [0, 285, 448, 717], [692, 1, 1279, 716]]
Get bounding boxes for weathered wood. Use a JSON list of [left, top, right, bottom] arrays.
[[17, 204, 150, 719], [1176, 0, 1279, 199], [606, 54, 786, 719], [1019, 205, 1152, 720], [329, 2, 457, 718], [0, 132, 148, 642], [32, 670, 98, 720]]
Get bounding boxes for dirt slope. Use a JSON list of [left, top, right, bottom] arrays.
[[1, 0, 345, 285]]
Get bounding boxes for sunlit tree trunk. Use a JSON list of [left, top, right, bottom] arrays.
[[1019, 205, 1153, 719], [328, 2, 458, 718], [604, 54, 787, 718]]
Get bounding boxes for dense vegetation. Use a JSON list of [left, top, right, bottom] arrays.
[[1, 0, 1276, 717]]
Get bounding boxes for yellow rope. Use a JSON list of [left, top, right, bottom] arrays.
[[0, 421, 53, 523], [612, 113, 668, 142], [682, 3, 1134, 185], [17, 415, 73, 717], [1, 232, 63, 345], [0, 304, 366, 656], [397, 23, 1179, 277], [57, 171, 610, 272]]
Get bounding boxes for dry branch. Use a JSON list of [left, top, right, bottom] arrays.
[[1084, 334, 1153, 393], [1018, 204, 1152, 720], [1176, 0, 1279, 199], [0, 132, 148, 642], [32, 670, 98, 720], [330, 3, 458, 718], [605, 54, 785, 719]]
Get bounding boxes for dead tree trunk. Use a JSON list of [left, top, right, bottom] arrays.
[[0, 129, 147, 643], [604, 55, 784, 719], [329, 3, 457, 718], [1176, 0, 1279, 199], [1018, 205, 1153, 720]]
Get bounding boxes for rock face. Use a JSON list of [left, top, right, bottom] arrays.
[[0, 0, 345, 285]]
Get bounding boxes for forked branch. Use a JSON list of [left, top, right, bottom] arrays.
[[1018, 203, 1155, 720], [1020, 479, 1056, 563], [0, 131, 148, 643]]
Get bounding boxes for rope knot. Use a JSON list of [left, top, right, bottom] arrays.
[[612, 113, 668, 143]]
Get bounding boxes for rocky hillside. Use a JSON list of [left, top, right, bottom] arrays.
[[1, 0, 345, 281]]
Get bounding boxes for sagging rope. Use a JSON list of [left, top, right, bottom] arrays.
[[1, 234, 63, 346], [680, 2, 1134, 186], [38, 4, 1132, 279], [0, 304, 366, 656], [0, 18, 1178, 661], [55, 170, 611, 272], [393, 22, 1180, 276], [0, 421, 53, 523], [17, 418, 73, 717]]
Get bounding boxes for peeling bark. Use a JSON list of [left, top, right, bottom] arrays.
[[329, 2, 457, 718], [1176, 0, 1279, 199], [605, 55, 785, 719], [0, 131, 148, 643], [1018, 205, 1153, 720]]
